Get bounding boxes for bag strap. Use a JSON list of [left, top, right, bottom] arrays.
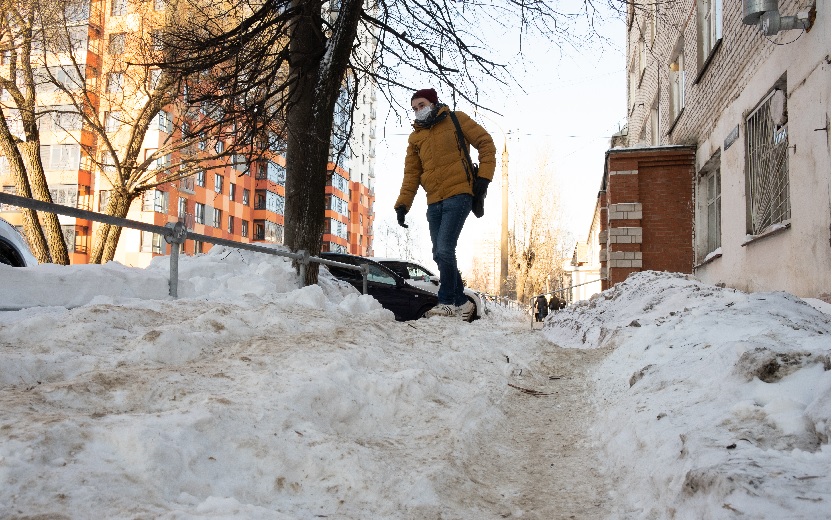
[[448, 111, 478, 184]]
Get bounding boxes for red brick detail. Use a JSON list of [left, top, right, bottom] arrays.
[[604, 147, 695, 286]]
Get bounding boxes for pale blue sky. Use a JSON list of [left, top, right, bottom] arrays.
[[371, 4, 628, 276]]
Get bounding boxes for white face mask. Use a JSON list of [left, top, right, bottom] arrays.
[[414, 105, 433, 121]]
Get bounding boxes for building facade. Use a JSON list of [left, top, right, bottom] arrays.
[[611, 0, 830, 299], [1, 0, 377, 267]]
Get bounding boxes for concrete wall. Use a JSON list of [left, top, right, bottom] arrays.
[[624, 0, 830, 300]]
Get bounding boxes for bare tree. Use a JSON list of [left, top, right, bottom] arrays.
[[507, 153, 571, 303], [156, 0, 593, 285], [0, 0, 71, 263], [376, 217, 421, 260], [1, 0, 277, 263]]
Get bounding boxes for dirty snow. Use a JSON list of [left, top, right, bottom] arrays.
[[0, 247, 828, 519]]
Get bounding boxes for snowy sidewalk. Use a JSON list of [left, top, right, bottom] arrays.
[[0, 249, 828, 518]]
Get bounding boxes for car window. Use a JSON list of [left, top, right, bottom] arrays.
[[367, 265, 396, 285], [406, 264, 434, 279]]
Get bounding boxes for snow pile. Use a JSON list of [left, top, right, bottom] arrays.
[[0, 247, 538, 519], [543, 271, 831, 519]]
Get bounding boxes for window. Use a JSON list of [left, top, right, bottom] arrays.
[[178, 196, 187, 216], [195, 202, 205, 224], [253, 220, 283, 243], [111, 0, 127, 16], [746, 85, 790, 235], [637, 23, 647, 81], [155, 154, 171, 170], [157, 110, 173, 133], [40, 144, 81, 171], [241, 220, 248, 238], [108, 33, 125, 55], [154, 0, 166, 11], [214, 173, 223, 194], [106, 72, 124, 93], [242, 188, 250, 205], [100, 151, 116, 174], [669, 41, 685, 124], [214, 140, 224, 154], [326, 193, 349, 217], [328, 171, 349, 193], [148, 69, 162, 90], [229, 183, 236, 201], [104, 111, 122, 133], [142, 189, 169, 213], [140, 232, 164, 254], [49, 106, 83, 131], [232, 154, 247, 172], [697, 151, 721, 260], [150, 31, 164, 52], [212, 207, 222, 228], [194, 240, 204, 254], [650, 99, 659, 145], [697, 0, 722, 70], [196, 170, 205, 187], [49, 184, 79, 208], [227, 215, 234, 234]]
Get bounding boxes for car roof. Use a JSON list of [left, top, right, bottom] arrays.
[[319, 252, 399, 274]]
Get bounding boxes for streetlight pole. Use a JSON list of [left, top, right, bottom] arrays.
[[473, 110, 510, 298], [499, 135, 509, 298]]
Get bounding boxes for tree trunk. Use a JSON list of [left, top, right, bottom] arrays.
[[0, 114, 50, 262], [18, 141, 70, 265], [89, 189, 132, 264], [284, 1, 332, 286], [283, 0, 363, 286]]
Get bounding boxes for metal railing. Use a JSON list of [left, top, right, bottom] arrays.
[[0, 192, 370, 298]]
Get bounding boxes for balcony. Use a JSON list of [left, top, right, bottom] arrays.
[[178, 212, 195, 231], [179, 176, 195, 193]]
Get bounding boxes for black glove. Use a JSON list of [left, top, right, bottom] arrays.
[[473, 177, 490, 198], [395, 205, 409, 228]]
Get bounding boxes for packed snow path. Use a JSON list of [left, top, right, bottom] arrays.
[[1, 249, 828, 518], [0, 290, 613, 519]]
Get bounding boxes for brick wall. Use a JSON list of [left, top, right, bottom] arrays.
[[625, 0, 808, 147], [602, 147, 696, 287]]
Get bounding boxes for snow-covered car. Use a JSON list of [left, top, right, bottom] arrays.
[[369, 258, 484, 321], [0, 217, 37, 267]]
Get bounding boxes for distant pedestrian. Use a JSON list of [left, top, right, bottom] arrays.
[[535, 294, 549, 322], [548, 295, 560, 313]]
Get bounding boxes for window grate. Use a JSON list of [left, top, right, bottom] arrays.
[[746, 90, 790, 235]]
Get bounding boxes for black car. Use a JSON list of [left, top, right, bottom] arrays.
[[0, 218, 37, 267], [319, 252, 438, 321]]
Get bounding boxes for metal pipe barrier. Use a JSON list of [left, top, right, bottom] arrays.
[[0, 192, 369, 297]]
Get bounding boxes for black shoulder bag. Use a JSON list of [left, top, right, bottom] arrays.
[[448, 112, 484, 218]]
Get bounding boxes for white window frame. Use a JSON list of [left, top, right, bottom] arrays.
[[669, 41, 685, 124], [697, 0, 723, 70]]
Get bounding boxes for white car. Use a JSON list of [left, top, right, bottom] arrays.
[[369, 257, 485, 321], [0, 217, 37, 267]]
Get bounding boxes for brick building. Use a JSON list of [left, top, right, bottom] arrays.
[[584, 0, 829, 299], [597, 146, 696, 289]]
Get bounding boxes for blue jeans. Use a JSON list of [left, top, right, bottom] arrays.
[[426, 194, 471, 306]]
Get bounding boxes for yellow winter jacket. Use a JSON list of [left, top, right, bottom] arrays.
[[394, 105, 496, 211]]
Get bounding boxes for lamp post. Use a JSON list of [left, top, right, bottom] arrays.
[[473, 110, 510, 298], [499, 134, 509, 298]]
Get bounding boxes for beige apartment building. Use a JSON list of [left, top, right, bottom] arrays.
[[614, 0, 829, 299]]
